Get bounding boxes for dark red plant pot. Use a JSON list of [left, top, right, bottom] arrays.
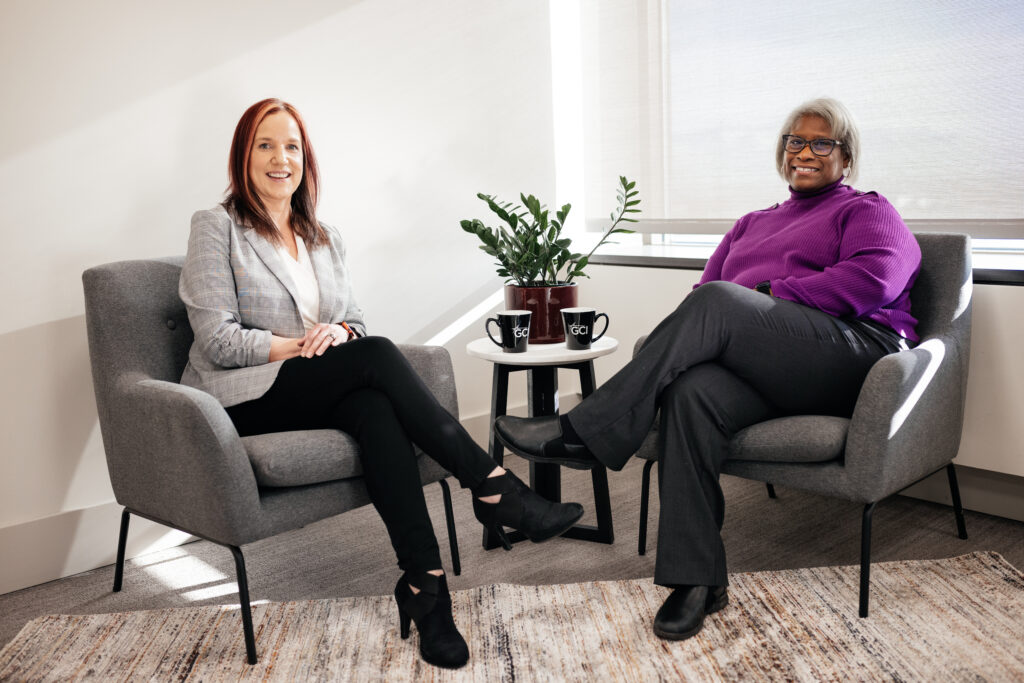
[[504, 283, 578, 344]]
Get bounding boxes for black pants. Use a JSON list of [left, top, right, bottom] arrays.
[[566, 281, 905, 587], [227, 336, 496, 574]]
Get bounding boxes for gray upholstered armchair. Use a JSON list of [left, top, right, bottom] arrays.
[[82, 257, 462, 664], [634, 233, 973, 617]]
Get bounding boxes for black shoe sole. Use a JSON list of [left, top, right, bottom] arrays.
[[420, 650, 470, 670], [652, 591, 729, 641]]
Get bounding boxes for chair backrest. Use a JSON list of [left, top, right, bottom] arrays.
[[906, 233, 973, 400], [908, 233, 972, 344], [82, 258, 192, 452]]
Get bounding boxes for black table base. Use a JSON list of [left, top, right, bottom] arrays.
[[483, 360, 615, 549]]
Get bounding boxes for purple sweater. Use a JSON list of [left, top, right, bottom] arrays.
[[699, 179, 921, 341]]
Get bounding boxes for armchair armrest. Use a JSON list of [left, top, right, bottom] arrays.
[[106, 377, 267, 545], [844, 336, 967, 498]]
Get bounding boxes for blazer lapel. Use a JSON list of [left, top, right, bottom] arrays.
[[243, 229, 302, 306], [309, 243, 337, 322]]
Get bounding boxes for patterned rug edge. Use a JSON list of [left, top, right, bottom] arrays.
[[2, 550, 1022, 682]]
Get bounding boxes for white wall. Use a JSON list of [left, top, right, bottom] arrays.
[[0, 0, 556, 594]]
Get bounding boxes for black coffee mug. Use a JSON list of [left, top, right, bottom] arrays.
[[486, 310, 532, 353], [561, 307, 609, 350]]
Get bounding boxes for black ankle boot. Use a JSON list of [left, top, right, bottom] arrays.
[[472, 470, 585, 550], [652, 585, 729, 641], [394, 572, 468, 669]]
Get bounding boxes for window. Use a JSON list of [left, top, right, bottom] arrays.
[[577, 0, 1024, 240]]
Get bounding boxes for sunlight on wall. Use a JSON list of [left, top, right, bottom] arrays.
[[425, 289, 504, 347], [549, 0, 586, 233]]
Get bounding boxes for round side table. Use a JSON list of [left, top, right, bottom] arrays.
[[467, 336, 619, 549]]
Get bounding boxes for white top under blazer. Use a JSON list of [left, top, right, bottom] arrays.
[[277, 235, 320, 332], [179, 206, 367, 407]]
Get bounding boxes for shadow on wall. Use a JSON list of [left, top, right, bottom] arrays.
[[0, 0, 366, 161], [0, 315, 107, 526]]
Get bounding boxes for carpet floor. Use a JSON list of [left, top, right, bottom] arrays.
[[2, 551, 1021, 682]]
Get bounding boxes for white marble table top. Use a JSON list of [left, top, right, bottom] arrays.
[[466, 336, 619, 366]]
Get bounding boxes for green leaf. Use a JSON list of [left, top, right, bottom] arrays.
[[556, 203, 571, 224]]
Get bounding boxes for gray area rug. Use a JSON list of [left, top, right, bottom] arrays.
[[1, 551, 1021, 681]]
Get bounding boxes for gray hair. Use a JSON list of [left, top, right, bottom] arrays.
[[775, 97, 860, 184]]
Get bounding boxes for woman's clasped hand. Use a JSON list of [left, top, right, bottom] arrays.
[[270, 322, 349, 362]]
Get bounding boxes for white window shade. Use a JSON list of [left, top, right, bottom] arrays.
[[580, 0, 1024, 236]]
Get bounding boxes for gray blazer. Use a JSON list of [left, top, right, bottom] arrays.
[[179, 206, 367, 407]]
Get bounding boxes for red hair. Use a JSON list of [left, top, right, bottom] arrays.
[[223, 98, 326, 246]]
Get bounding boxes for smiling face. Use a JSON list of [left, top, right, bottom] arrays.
[[783, 115, 849, 193], [247, 111, 303, 208]]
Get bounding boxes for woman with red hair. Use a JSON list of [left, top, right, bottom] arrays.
[[179, 98, 584, 669]]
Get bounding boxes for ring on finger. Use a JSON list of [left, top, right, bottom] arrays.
[[327, 332, 337, 340]]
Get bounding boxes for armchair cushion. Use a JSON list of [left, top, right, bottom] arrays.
[[241, 430, 362, 487], [729, 416, 849, 464], [242, 430, 434, 488]]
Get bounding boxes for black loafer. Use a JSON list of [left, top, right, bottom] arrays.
[[494, 415, 598, 470], [652, 585, 728, 641]]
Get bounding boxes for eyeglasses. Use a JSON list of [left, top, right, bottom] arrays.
[[782, 135, 842, 156]]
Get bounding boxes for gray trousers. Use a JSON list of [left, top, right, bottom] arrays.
[[566, 281, 903, 587]]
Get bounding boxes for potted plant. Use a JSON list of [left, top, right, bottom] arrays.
[[461, 176, 640, 343]]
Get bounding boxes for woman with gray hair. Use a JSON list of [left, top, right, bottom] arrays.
[[495, 97, 921, 640]]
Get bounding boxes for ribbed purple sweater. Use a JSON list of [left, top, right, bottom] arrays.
[[699, 179, 921, 341]]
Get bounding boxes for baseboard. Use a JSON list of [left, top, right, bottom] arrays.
[[0, 501, 194, 596], [900, 465, 1024, 523]]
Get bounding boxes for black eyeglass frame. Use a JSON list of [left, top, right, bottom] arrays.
[[782, 135, 843, 157]]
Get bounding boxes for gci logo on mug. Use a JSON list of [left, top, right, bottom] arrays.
[[485, 310, 532, 353], [561, 307, 609, 350]]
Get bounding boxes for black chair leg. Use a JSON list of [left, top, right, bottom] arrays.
[[438, 479, 461, 576], [228, 545, 258, 665], [946, 464, 968, 540], [766, 483, 777, 499], [859, 502, 877, 618], [113, 508, 130, 592], [638, 459, 655, 555]]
